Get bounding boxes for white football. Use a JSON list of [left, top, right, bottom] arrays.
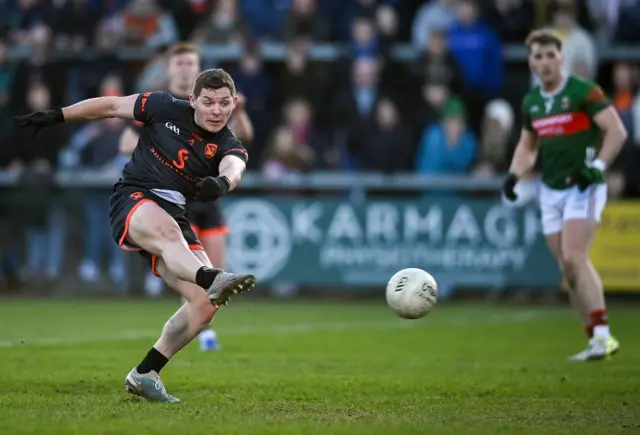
[[386, 268, 438, 319]]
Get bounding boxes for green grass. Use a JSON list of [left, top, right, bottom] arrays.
[[0, 299, 638, 435]]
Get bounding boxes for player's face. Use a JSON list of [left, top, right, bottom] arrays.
[[167, 53, 200, 93], [190, 87, 237, 133], [529, 43, 563, 86]]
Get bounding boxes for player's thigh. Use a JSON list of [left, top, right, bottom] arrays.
[[561, 184, 606, 256], [545, 232, 562, 262], [539, 187, 566, 237], [128, 201, 186, 255], [561, 219, 598, 261]]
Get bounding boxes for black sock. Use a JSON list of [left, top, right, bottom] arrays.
[[196, 266, 218, 289], [137, 347, 169, 374]]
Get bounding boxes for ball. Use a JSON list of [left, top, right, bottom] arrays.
[[385, 268, 438, 319]]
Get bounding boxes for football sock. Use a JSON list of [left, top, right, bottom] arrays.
[[590, 308, 611, 339], [137, 347, 169, 374], [195, 266, 218, 289]]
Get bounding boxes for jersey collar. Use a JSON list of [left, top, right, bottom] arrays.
[[540, 74, 568, 99]]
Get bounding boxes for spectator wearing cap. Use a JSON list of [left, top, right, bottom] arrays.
[[415, 96, 477, 176]]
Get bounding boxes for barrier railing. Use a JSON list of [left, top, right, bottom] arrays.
[[2, 171, 637, 293], [0, 169, 504, 191]]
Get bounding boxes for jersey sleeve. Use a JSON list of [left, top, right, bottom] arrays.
[[221, 134, 249, 164], [133, 92, 177, 124], [583, 83, 612, 118]]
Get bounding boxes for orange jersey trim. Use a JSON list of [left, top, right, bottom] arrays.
[[118, 199, 155, 250], [151, 244, 203, 277], [191, 225, 229, 238]]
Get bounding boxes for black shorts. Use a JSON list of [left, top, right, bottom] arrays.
[[109, 183, 203, 276], [186, 200, 228, 238]]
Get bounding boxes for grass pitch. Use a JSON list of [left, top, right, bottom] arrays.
[[0, 298, 638, 435]]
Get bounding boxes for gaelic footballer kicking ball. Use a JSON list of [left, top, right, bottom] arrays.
[[386, 268, 438, 319]]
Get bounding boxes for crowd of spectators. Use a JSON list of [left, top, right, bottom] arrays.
[[1, 0, 640, 290]]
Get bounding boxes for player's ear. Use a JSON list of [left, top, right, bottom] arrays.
[[232, 95, 238, 107], [189, 94, 196, 109]]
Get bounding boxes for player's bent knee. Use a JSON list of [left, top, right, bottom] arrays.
[[561, 250, 587, 275]]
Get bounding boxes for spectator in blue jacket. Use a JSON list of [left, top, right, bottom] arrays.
[[416, 96, 477, 175], [447, 0, 502, 96], [446, 0, 503, 134]]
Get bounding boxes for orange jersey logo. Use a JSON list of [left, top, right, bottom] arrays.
[[173, 149, 190, 169], [130, 192, 143, 200], [204, 143, 218, 159]]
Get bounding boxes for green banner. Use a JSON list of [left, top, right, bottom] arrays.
[[222, 197, 560, 288]]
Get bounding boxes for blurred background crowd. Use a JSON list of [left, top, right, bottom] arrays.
[[1, 0, 640, 293]]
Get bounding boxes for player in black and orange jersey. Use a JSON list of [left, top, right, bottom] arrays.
[[119, 43, 254, 351], [15, 68, 255, 403]]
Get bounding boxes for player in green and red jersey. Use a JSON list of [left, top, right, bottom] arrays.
[[503, 29, 628, 361]]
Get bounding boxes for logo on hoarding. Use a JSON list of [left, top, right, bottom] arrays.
[[225, 200, 292, 280]]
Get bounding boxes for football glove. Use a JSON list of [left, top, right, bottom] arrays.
[[502, 173, 519, 202], [575, 165, 606, 192], [14, 108, 65, 137], [195, 176, 230, 201]]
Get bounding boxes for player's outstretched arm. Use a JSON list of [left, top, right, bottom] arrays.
[[503, 129, 538, 201], [63, 94, 139, 122], [14, 94, 139, 134], [119, 126, 141, 156], [218, 155, 246, 191], [592, 106, 628, 169]]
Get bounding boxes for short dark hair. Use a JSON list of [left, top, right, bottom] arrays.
[[192, 68, 236, 97], [525, 29, 563, 51], [165, 42, 201, 60]]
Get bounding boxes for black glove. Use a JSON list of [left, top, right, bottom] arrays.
[[195, 176, 230, 201], [574, 166, 606, 192], [502, 173, 518, 201], [14, 108, 65, 137]]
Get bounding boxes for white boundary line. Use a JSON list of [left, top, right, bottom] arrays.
[[0, 310, 553, 349]]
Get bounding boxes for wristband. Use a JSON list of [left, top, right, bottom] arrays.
[[220, 175, 231, 191], [54, 107, 66, 123], [591, 159, 606, 171]]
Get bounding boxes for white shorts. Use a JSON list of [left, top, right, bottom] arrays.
[[539, 183, 608, 235]]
